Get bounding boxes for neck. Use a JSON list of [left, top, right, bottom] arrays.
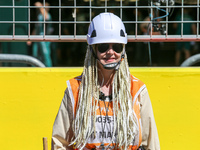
[[98, 65, 116, 96]]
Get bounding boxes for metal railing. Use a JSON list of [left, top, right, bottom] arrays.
[[0, 0, 200, 42], [0, 54, 46, 67], [181, 53, 200, 66]]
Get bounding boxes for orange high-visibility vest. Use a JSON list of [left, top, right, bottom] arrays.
[[67, 75, 145, 150]]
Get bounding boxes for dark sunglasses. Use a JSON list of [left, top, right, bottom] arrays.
[[97, 43, 124, 53]]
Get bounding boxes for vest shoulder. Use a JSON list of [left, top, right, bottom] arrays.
[[68, 75, 82, 82], [67, 75, 82, 88], [130, 75, 144, 85], [130, 74, 146, 93]]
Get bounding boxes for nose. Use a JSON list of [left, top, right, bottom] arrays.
[[106, 44, 115, 54]]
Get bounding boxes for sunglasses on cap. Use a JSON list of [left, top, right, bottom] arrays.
[[97, 43, 124, 53]]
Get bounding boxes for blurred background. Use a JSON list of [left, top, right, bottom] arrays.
[[0, 0, 200, 67]]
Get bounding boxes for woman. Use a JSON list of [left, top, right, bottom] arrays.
[[27, 2, 53, 67], [52, 12, 160, 150]]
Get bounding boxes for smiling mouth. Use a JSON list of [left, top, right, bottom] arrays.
[[104, 58, 115, 62]]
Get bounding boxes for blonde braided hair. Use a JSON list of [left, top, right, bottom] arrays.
[[70, 45, 138, 150]]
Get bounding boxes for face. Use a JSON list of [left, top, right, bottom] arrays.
[[96, 43, 123, 67]]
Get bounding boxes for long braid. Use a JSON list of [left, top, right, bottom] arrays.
[[71, 46, 138, 150], [70, 46, 100, 149], [112, 53, 139, 149]]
